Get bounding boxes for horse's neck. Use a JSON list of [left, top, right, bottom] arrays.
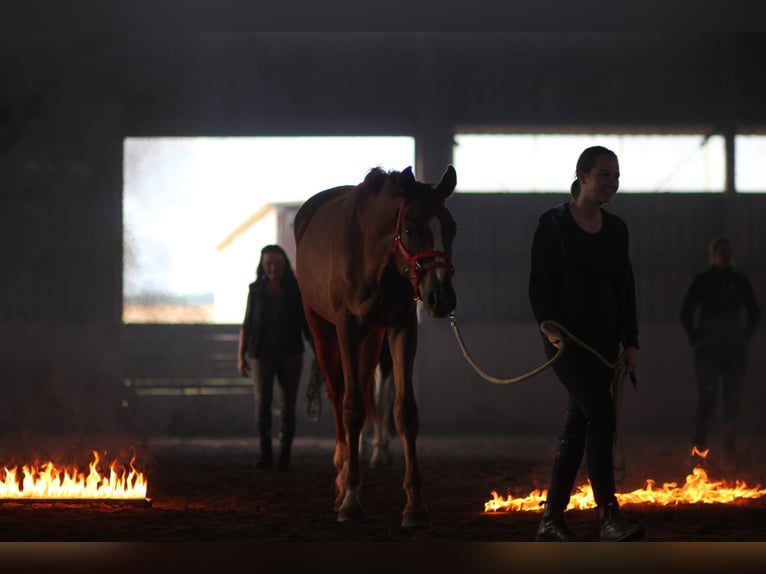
[[352, 192, 400, 269]]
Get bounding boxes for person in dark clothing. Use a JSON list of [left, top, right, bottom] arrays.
[[528, 145, 645, 542], [680, 237, 760, 463], [237, 244, 313, 471]]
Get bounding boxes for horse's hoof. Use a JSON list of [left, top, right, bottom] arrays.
[[401, 509, 430, 529], [337, 506, 364, 522], [337, 488, 364, 522]]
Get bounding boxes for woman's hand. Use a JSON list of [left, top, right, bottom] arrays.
[[237, 328, 250, 377], [238, 356, 250, 377], [623, 346, 639, 389], [543, 325, 563, 348]]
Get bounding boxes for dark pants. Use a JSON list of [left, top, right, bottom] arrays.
[[251, 353, 303, 444], [692, 346, 747, 452], [544, 340, 619, 511]]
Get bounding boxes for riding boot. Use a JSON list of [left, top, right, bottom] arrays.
[[277, 432, 293, 472], [535, 502, 578, 542], [536, 423, 583, 542], [599, 501, 645, 541], [256, 433, 273, 469], [277, 441, 292, 472]]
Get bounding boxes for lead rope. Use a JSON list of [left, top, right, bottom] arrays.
[[448, 313, 628, 483]]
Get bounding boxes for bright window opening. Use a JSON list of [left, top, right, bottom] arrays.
[[735, 135, 766, 193], [453, 133, 727, 193], [123, 136, 415, 324]]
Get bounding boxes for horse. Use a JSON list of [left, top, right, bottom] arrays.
[[293, 165, 457, 527]]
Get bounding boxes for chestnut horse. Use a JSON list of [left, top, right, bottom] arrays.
[[293, 165, 457, 527]]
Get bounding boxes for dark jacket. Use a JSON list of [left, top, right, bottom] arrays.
[[242, 278, 312, 359], [528, 202, 639, 360], [680, 265, 760, 355]]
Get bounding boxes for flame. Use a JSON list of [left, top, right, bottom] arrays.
[[691, 445, 709, 458], [1, 450, 148, 500], [485, 448, 766, 512]]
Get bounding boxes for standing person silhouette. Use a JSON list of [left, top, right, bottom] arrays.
[[528, 145, 645, 542], [237, 244, 313, 472], [681, 237, 760, 466]]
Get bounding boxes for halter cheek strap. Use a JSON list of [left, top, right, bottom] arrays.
[[392, 199, 455, 298]]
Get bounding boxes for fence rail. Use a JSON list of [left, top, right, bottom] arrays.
[[123, 323, 241, 383]]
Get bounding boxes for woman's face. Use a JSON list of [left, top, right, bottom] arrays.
[[712, 242, 733, 269], [580, 155, 620, 205], [262, 251, 286, 282]]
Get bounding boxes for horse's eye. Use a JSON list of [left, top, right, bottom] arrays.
[[403, 224, 415, 236]]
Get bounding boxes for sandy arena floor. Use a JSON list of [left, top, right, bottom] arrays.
[[1, 432, 765, 572]]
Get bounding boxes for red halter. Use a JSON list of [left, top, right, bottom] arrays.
[[392, 199, 455, 299]]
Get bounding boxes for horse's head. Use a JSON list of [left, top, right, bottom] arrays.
[[394, 165, 458, 318]]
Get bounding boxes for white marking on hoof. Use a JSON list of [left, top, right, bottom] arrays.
[[337, 486, 363, 522]]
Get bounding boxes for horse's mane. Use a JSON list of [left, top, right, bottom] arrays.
[[359, 166, 393, 195], [359, 166, 443, 201]]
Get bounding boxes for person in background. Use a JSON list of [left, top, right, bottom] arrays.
[[528, 145, 645, 542], [680, 237, 760, 466], [238, 244, 313, 472]]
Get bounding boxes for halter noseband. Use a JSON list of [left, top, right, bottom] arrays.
[[392, 199, 455, 299]]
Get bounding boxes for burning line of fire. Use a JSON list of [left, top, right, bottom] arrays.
[[485, 448, 766, 512], [1, 450, 149, 502]]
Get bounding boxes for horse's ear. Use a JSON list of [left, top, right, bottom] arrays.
[[399, 166, 416, 194], [435, 165, 457, 199]]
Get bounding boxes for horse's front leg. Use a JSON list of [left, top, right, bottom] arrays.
[[389, 318, 429, 528], [332, 412, 350, 513], [335, 322, 382, 522], [306, 313, 347, 513], [337, 388, 364, 523]]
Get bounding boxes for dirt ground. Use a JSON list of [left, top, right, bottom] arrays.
[[1, 432, 766, 572]]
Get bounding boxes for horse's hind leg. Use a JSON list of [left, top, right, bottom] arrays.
[[369, 363, 394, 470]]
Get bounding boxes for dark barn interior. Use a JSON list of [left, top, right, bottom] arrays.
[[1, 30, 766, 566]]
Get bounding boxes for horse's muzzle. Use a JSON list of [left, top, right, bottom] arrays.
[[420, 278, 457, 318]]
